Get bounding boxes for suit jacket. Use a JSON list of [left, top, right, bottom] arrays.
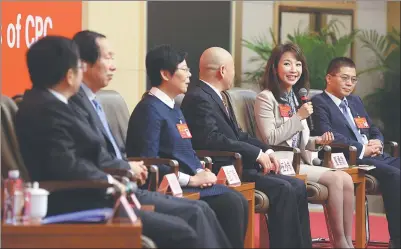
[[16, 87, 122, 215], [254, 89, 319, 164], [181, 80, 270, 170], [311, 91, 384, 158], [126, 94, 228, 197], [69, 86, 129, 164]]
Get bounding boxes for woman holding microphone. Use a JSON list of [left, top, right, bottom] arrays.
[[254, 43, 355, 248]]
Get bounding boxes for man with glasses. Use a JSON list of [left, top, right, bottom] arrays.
[[311, 57, 400, 248]]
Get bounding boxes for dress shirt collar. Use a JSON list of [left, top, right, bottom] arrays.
[[149, 87, 175, 109], [201, 80, 223, 100], [48, 89, 68, 104], [325, 90, 347, 107], [81, 82, 97, 101]]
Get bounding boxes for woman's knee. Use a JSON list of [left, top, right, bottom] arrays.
[[320, 171, 343, 190], [338, 171, 354, 191]]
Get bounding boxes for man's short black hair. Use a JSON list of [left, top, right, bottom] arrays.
[[326, 57, 356, 75], [26, 35, 80, 89], [73, 30, 106, 65], [145, 44, 187, 87]]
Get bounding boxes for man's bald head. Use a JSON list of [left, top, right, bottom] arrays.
[[199, 47, 235, 91], [199, 47, 233, 71]]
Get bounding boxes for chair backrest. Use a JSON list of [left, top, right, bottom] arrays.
[[174, 93, 185, 109], [96, 90, 130, 148], [223, 88, 258, 137], [309, 89, 323, 99], [1, 95, 30, 181]]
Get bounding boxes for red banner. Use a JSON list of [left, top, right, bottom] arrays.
[[1, 1, 82, 97]]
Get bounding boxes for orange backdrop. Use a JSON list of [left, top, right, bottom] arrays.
[[1, 1, 82, 97]]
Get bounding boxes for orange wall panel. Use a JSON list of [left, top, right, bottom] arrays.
[[1, 1, 82, 97]]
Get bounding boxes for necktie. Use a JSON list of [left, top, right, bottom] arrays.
[[92, 99, 123, 159], [339, 99, 364, 144], [221, 94, 230, 117]]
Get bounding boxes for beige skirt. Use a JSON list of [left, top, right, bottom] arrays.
[[271, 151, 331, 183]]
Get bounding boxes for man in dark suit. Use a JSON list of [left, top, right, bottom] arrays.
[[126, 44, 248, 248], [181, 47, 312, 248], [69, 30, 233, 248], [16, 35, 228, 248], [311, 57, 400, 248]]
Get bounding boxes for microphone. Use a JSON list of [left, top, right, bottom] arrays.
[[298, 88, 314, 131], [312, 158, 322, 166]]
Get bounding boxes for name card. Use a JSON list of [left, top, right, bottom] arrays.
[[217, 165, 241, 186], [279, 159, 296, 176], [331, 153, 349, 169], [158, 173, 183, 197], [130, 193, 141, 210], [109, 195, 138, 224]]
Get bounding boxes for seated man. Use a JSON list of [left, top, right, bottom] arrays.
[[16, 35, 230, 248], [311, 57, 400, 248], [126, 44, 248, 248], [181, 47, 312, 248]]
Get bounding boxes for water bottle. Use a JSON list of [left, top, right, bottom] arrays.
[[3, 170, 24, 224], [22, 182, 32, 224]]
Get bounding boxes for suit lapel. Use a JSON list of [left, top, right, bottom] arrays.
[[75, 88, 110, 140], [321, 92, 354, 131], [198, 81, 232, 124]]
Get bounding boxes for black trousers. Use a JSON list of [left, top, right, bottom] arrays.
[[359, 153, 400, 240], [136, 189, 232, 248], [201, 188, 249, 248], [243, 169, 312, 248]]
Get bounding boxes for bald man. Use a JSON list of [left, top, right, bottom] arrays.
[[181, 47, 312, 248]]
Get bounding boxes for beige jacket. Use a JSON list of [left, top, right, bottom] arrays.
[[254, 89, 320, 164]]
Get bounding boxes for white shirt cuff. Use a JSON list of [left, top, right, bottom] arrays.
[[106, 174, 115, 194], [359, 145, 365, 159], [256, 150, 263, 161], [266, 149, 275, 155], [178, 172, 191, 186], [107, 174, 114, 183]]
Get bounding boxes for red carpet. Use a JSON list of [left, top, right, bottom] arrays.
[[255, 211, 389, 248]]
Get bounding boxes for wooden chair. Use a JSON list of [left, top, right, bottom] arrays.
[[323, 142, 398, 247], [221, 88, 331, 248], [309, 88, 399, 247], [3, 94, 153, 248]]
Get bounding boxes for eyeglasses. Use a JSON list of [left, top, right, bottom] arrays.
[[332, 74, 358, 84], [177, 67, 191, 73]]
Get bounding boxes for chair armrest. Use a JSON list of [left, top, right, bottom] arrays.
[[322, 145, 358, 167], [141, 205, 155, 212], [292, 148, 301, 174], [127, 157, 179, 175], [199, 156, 213, 171], [195, 150, 243, 179], [102, 168, 136, 181], [385, 141, 399, 157], [38, 180, 114, 193], [269, 145, 295, 152]]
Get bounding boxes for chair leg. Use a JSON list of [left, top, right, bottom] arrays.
[[363, 196, 388, 247], [311, 204, 334, 245], [365, 196, 370, 245], [259, 213, 269, 248]]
